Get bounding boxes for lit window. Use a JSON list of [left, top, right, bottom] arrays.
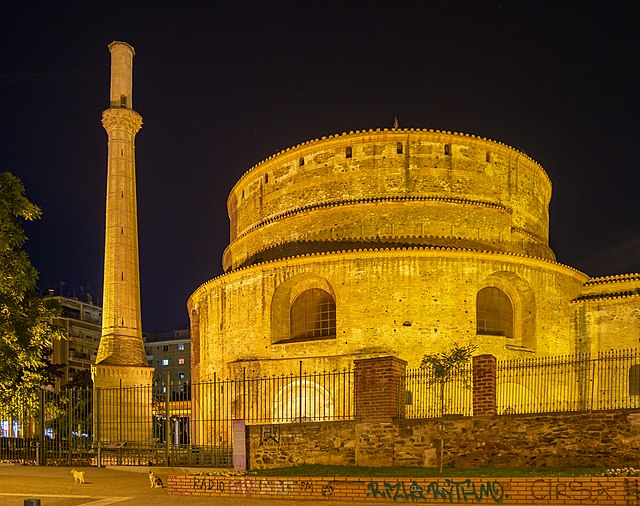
[[289, 289, 336, 342], [630, 365, 640, 396], [476, 287, 513, 338], [345, 146, 352, 158], [162, 359, 169, 366], [178, 358, 185, 365], [179, 372, 185, 379], [178, 344, 185, 351]]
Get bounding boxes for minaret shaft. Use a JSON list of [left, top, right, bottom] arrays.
[[95, 41, 146, 367]]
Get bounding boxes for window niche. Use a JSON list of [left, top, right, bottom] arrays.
[[476, 286, 514, 338], [289, 289, 336, 342], [271, 275, 337, 345]]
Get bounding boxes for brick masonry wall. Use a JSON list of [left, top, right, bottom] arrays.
[[472, 354, 497, 416], [247, 410, 640, 470], [169, 474, 640, 504]]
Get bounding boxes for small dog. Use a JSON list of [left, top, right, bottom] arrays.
[[149, 470, 163, 488], [71, 469, 85, 484]]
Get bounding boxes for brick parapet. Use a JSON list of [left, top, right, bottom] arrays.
[[472, 354, 497, 416], [169, 475, 637, 504], [354, 356, 407, 421]]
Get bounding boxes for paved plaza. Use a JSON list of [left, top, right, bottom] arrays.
[[0, 464, 374, 506]]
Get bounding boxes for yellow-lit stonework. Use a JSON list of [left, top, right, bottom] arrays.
[[188, 129, 640, 381]]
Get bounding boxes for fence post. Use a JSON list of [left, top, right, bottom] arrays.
[[472, 354, 496, 416], [165, 372, 171, 465], [37, 388, 44, 466], [298, 361, 303, 422], [68, 390, 73, 463], [354, 356, 407, 421], [95, 387, 101, 467]]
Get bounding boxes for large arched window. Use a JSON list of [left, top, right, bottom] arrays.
[[476, 287, 514, 338], [289, 289, 336, 342]]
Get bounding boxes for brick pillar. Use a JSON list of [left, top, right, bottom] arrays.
[[354, 356, 407, 421], [473, 354, 496, 416]]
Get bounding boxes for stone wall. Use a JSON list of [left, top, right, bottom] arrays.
[[248, 410, 640, 470]]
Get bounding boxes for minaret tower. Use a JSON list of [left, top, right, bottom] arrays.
[[92, 41, 153, 443]]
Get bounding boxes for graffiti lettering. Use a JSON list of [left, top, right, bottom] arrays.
[[192, 477, 224, 491], [625, 478, 640, 504], [367, 479, 504, 503], [531, 479, 613, 502], [322, 484, 335, 497], [192, 477, 301, 497]]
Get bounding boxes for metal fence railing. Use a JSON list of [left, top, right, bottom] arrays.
[[405, 364, 473, 419], [496, 348, 640, 414], [4, 349, 640, 466], [1, 366, 354, 466]]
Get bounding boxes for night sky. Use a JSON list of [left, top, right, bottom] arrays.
[[2, 3, 638, 332]]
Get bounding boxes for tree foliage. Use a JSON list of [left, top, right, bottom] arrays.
[[0, 171, 65, 412], [420, 342, 477, 474], [420, 342, 477, 393]]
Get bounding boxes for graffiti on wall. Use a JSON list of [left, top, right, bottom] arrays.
[[186, 476, 637, 503], [530, 479, 615, 503], [366, 479, 506, 503], [192, 476, 307, 496]]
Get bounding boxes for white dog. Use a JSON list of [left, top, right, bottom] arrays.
[[71, 469, 85, 484]]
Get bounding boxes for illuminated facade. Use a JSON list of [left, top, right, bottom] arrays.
[[188, 129, 640, 383]]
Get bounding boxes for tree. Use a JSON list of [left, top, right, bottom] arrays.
[[420, 342, 477, 475], [0, 171, 65, 418]]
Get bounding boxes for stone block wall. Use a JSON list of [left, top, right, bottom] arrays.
[[248, 410, 640, 470]]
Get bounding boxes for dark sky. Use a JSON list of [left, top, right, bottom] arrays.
[[2, 3, 639, 332]]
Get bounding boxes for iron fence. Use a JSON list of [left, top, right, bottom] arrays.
[[1, 366, 354, 466], [496, 348, 640, 414], [0, 386, 93, 465], [4, 349, 640, 466], [405, 363, 473, 419]]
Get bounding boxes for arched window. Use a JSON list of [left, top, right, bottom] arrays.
[[476, 287, 513, 338], [396, 142, 403, 154], [289, 289, 336, 342], [630, 365, 640, 396], [345, 146, 352, 158], [444, 143, 451, 155]]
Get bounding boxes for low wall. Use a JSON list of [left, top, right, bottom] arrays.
[[249, 410, 640, 469], [169, 475, 640, 504]]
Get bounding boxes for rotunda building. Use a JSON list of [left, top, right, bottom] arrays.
[[188, 128, 637, 382]]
